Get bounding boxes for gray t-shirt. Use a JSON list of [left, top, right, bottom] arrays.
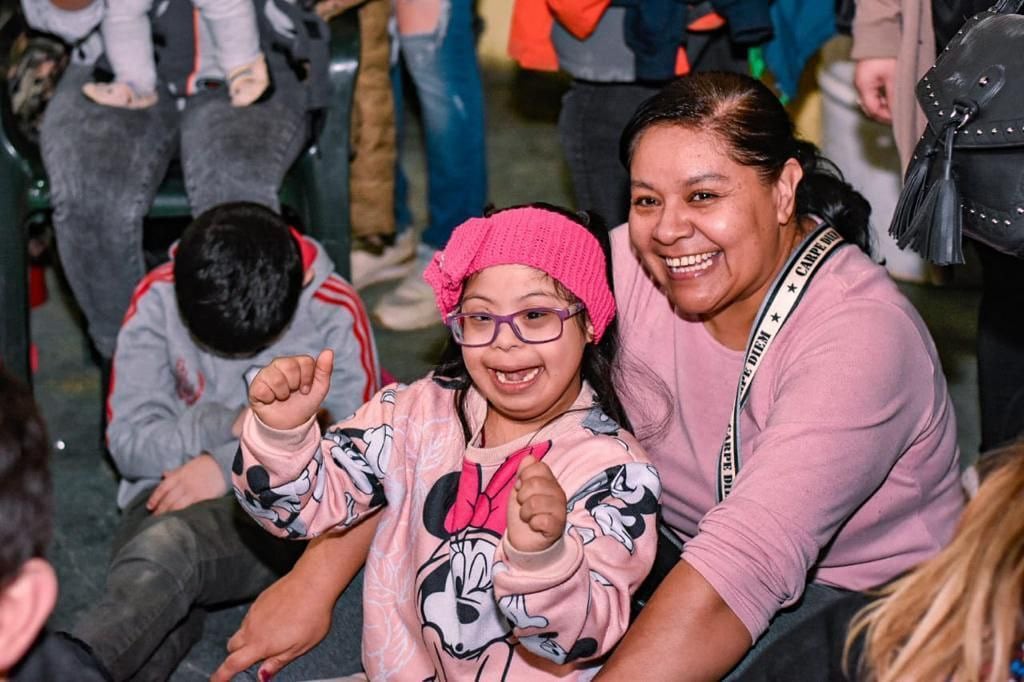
[[551, 7, 636, 82]]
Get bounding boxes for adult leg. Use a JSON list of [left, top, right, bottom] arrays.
[[348, 1, 416, 290], [71, 496, 306, 681], [375, 0, 486, 329], [349, 0, 396, 242], [557, 80, 661, 228], [178, 78, 308, 216], [975, 241, 1024, 452], [397, 0, 486, 251], [392, 58, 415, 234], [40, 64, 178, 359]]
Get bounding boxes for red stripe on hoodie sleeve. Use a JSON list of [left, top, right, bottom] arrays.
[[314, 277, 378, 402], [108, 262, 174, 433], [122, 263, 174, 325]]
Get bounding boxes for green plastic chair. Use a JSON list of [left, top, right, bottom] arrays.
[[0, 11, 360, 383]]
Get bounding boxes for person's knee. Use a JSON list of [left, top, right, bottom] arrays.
[[113, 516, 202, 589], [52, 189, 144, 234], [395, 0, 445, 38]]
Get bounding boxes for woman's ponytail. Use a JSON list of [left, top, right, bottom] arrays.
[[793, 140, 873, 254]]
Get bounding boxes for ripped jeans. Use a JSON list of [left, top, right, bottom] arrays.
[[394, 0, 487, 250]]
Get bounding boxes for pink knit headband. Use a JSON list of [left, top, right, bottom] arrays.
[[423, 207, 616, 342]]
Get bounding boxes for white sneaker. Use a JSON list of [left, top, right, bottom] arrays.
[[372, 245, 442, 331], [350, 230, 417, 290]]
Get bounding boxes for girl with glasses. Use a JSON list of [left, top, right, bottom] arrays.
[[230, 204, 663, 680]]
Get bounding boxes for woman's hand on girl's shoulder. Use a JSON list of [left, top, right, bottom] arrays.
[[249, 349, 334, 431]]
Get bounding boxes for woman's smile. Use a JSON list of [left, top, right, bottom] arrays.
[[662, 250, 723, 278], [628, 125, 804, 348]]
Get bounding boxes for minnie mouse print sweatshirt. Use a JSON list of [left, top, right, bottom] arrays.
[[234, 378, 661, 680]]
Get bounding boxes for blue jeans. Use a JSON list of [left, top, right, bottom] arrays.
[[39, 64, 308, 358], [394, 0, 486, 250]]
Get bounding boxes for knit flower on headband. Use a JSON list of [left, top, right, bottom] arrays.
[[422, 207, 616, 342]]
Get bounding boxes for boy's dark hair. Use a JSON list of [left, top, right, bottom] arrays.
[[0, 369, 52, 588], [434, 202, 650, 442], [174, 202, 304, 357]]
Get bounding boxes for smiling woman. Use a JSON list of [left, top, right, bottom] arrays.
[[596, 72, 966, 680]]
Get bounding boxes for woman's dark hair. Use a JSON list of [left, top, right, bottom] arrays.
[[619, 71, 873, 255], [175, 202, 304, 357], [433, 202, 635, 444]]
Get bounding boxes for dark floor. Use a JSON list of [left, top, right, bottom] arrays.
[[31, 61, 981, 681]]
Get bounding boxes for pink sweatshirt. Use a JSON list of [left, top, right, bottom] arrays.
[[611, 226, 964, 640], [235, 379, 661, 680]]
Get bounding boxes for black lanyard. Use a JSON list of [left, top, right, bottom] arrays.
[[716, 225, 847, 502]]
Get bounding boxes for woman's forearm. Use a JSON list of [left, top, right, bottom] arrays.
[[598, 560, 751, 681], [294, 509, 380, 600]]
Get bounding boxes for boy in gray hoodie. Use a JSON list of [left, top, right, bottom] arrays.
[[71, 201, 379, 680]]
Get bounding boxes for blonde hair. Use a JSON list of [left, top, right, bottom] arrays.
[[845, 443, 1024, 682]]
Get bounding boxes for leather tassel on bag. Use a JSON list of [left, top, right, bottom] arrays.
[[888, 0, 1024, 262], [896, 124, 965, 265], [889, 141, 936, 244]]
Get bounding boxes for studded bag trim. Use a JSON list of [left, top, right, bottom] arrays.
[[890, 0, 1024, 263]]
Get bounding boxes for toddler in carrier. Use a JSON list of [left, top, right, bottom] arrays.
[[82, 0, 268, 108]]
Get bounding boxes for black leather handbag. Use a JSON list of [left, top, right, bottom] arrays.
[[890, 0, 1024, 264]]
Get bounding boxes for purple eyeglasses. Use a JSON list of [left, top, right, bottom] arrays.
[[445, 303, 585, 347]]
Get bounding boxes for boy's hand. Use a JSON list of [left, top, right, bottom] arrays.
[[249, 350, 334, 430], [506, 456, 567, 553], [147, 454, 226, 515]]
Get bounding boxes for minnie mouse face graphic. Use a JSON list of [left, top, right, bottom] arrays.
[[414, 441, 551, 680]]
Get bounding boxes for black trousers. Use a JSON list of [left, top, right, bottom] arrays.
[[976, 240, 1024, 452]]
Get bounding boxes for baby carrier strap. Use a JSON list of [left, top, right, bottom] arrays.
[[256, 0, 331, 111]]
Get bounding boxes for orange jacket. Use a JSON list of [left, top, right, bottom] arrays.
[[508, 0, 613, 72], [508, 0, 713, 76]]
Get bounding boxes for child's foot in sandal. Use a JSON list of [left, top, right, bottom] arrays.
[[228, 54, 269, 107], [81, 81, 157, 109]]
